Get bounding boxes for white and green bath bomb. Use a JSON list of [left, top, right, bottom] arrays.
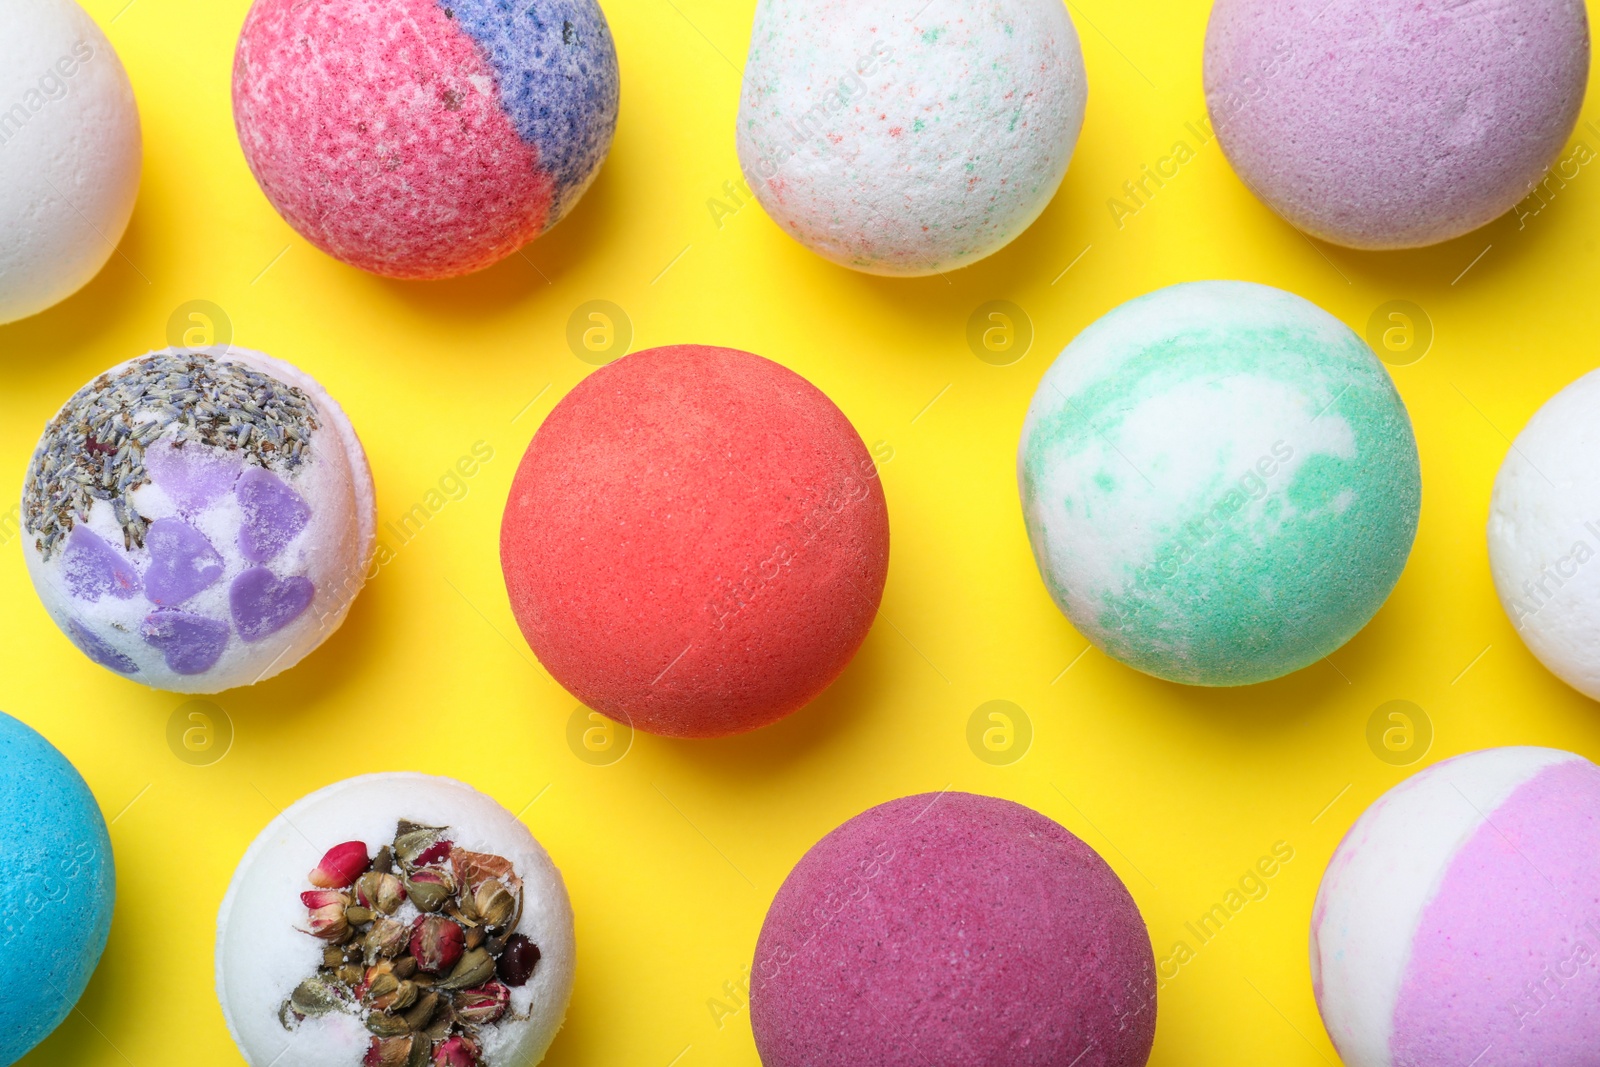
[[1018, 281, 1421, 686]]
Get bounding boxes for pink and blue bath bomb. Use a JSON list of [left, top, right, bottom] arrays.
[[0, 711, 114, 1064], [1313, 747, 1600, 1066], [233, 0, 620, 279], [749, 793, 1156, 1067]]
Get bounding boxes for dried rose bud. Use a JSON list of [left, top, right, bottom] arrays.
[[497, 934, 541, 987], [433, 1036, 479, 1067], [393, 821, 446, 866], [453, 982, 510, 1025], [437, 947, 495, 991], [404, 869, 454, 913], [364, 1036, 420, 1067], [413, 840, 453, 867], [307, 901, 350, 943], [310, 841, 371, 888], [364, 973, 400, 1005], [301, 889, 348, 910], [472, 880, 515, 930], [410, 916, 464, 975], [373, 979, 418, 1014], [365, 917, 410, 960], [356, 871, 407, 915], [366, 1012, 411, 1038]]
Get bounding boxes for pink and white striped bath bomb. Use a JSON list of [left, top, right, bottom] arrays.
[[1312, 747, 1600, 1066], [1205, 0, 1589, 249], [750, 793, 1157, 1067]]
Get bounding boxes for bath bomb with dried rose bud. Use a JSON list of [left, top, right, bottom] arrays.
[[216, 773, 576, 1067], [1018, 281, 1420, 686], [232, 0, 619, 280], [0, 0, 142, 324], [1488, 368, 1600, 699], [501, 344, 890, 738], [0, 711, 114, 1065], [1204, 0, 1589, 249], [736, 0, 1087, 276], [1312, 747, 1600, 1066], [751, 792, 1156, 1067], [21, 347, 376, 693]]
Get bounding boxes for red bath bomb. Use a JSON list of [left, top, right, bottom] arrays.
[[500, 345, 889, 738], [750, 793, 1157, 1067]]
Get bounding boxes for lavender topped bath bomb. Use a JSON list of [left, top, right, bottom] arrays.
[[1204, 0, 1589, 249], [750, 793, 1156, 1067], [22, 348, 376, 692], [736, 0, 1087, 276], [1313, 747, 1600, 1065]]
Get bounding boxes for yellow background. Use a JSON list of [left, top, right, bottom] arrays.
[[3, 0, 1599, 1063]]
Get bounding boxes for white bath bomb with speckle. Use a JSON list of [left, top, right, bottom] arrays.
[[216, 773, 576, 1067], [0, 0, 141, 325], [1488, 369, 1600, 700], [736, 0, 1086, 276]]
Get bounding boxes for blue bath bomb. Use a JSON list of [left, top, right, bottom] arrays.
[[1018, 281, 1421, 686], [0, 712, 114, 1064]]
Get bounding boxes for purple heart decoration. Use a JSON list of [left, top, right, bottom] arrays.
[[60, 526, 141, 602], [141, 610, 230, 675], [236, 467, 312, 563], [230, 567, 315, 643], [67, 620, 139, 674], [145, 439, 242, 514], [144, 518, 225, 607]]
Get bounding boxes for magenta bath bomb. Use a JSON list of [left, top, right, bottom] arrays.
[[1312, 747, 1600, 1066], [750, 793, 1156, 1067], [22, 348, 376, 692], [233, 0, 620, 279], [1205, 0, 1589, 249]]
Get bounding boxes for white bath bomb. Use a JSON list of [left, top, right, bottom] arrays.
[[21, 347, 376, 693], [0, 0, 141, 325], [216, 773, 576, 1067], [736, 0, 1086, 276], [1488, 369, 1600, 699]]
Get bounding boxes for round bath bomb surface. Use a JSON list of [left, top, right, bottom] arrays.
[[750, 792, 1156, 1067], [1312, 747, 1600, 1066], [1489, 369, 1600, 700], [233, 0, 619, 279], [1204, 0, 1589, 249], [22, 347, 376, 693], [500, 344, 889, 738], [216, 773, 576, 1067], [1018, 281, 1420, 686], [736, 0, 1087, 276], [0, 0, 141, 324], [0, 711, 114, 1065]]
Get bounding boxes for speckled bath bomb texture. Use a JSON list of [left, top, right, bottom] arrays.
[[0, 711, 114, 1066], [1313, 747, 1600, 1066], [736, 0, 1087, 276], [233, 0, 619, 279], [750, 792, 1156, 1067], [500, 345, 889, 738], [0, 0, 141, 325], [1204, 0, 1589, 249], [1018, 281, 1420, 686], [1488, 369, 1600, 699], [23, 348, 376, 693]]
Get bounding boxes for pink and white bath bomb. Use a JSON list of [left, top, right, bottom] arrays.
[[1488, 369, 1600, 700], [0, 0, 141, 324], [1205, 0, 1589, 249], [1312, 747, 1600, 1066], [216, 773, 576, 1067], [750, 793, 1156, 1067], [22, 348, 376, 692], [736, 0, 1087, 276]]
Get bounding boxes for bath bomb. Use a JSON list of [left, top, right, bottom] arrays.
[[22, 347, 376, 693], [500, 345, 889, 738], [1205, 0, 1589, 249], [1018, 281, 1421, 686], [0, 0, 141, 324], [1312, 747, 1600, 1065], [750, 792, 1156, 1067], [736, 0, 1087, 276], [233, 0, 619, 280], [0, 711, 114, 1065], [1488, 370, 1600, 699], [217, 773, 575, 1067]]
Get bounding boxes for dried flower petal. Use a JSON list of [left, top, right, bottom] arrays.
[[301, 889, 347, 910], [310, 841, 371, 888]]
